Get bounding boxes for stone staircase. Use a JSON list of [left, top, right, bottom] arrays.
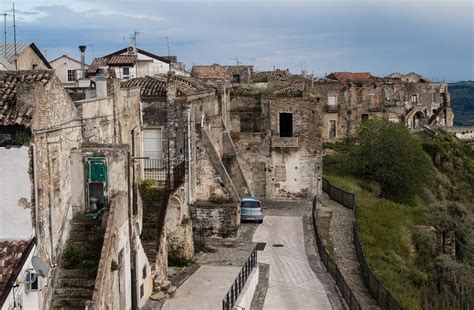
[[141, 193, 165, 265], [50, 215, 105, 309]]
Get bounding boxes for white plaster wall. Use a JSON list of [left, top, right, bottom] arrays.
[[2, 245, 41, 310], [234, 266, 259, 310], [0, 147, 33, 239], [50, 57, 84, 85]]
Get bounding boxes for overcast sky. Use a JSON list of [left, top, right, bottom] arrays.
[[1, 0, 473, 81]]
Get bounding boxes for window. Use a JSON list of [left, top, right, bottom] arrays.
[[432, 93, 436, 102], [362, 114, 369, 121], [140, 284, 144, 298], [329, 120, 336, 139], [32, 64, 38, 70], [232, 74, 240, 83], [123, 67, 130, 76], [411, 94, 418, 103], [67, 70, 76, 82], [328, 95, 337, 107], [26, 270, 39, 292], [142, 265, 147, 279], [279, 113, 293, 137]]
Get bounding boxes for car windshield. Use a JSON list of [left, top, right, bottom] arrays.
[[242, 201, 260, 208]]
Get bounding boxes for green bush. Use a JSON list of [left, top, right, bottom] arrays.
[[208, 195, 232, 204], [13, 131, 30, 145], [168, 250, 195, 267], [349, 119, 432, 204], [412, 227, 435, 268], [138, 179, 164, 208], [194, 240, 217, 253]]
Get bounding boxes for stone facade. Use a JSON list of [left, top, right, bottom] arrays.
[[190, 202, 240, 238]]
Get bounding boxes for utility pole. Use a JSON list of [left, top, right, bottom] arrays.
[[12, 3, 17, 69], [228, 57, 241, 65], [3, 13, 6, 58]]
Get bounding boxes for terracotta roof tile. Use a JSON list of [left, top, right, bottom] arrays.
[[191, 64, 231, 79], [0, 70, 54, 126], [0, 240, 29, 296], [121, 75, 214, 98], [326, 72, 373, 83], [108, 55, 136, 66], [252, 69, 289, 82]]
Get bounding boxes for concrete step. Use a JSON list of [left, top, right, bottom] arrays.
[[54, 287, 94, 298], [50, 297, 88, 309], [56, 277, 95, 288], [57, 269, 95, 279]]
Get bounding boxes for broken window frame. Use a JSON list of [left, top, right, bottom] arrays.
[[278, 112, 294, 138]]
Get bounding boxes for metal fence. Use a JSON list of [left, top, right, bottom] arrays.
[[312, 198, 361, 310], [222, 247, 257, 310], [322, 177, 404, 310], [143, 158, 167, 181]]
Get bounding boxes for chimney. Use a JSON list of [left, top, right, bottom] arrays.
[[79, 45, 86, 79], [96, 68, 107, 98]]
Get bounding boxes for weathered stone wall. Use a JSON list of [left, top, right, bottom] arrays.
[[190, 202, 240, 237]]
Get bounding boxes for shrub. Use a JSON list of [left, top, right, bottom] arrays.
[[168, 250, 195, 267], [208, 195, 232, 204], [349, 119, 431, 204], [138, 179, 164, 208], [194, 240, 217, 253], [13, 131, 30, 145]]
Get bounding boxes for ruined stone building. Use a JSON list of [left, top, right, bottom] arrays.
[[0, 69, 154, 309]]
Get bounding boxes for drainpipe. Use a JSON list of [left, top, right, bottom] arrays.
[[129, 128, 138, 310], [186, 106, 192, 204], [32, 142, 40, 249]]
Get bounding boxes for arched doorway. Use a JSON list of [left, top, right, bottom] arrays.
[[413, 111, 427, 128]]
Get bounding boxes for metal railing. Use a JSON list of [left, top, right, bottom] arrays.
[[312, 198, 361, 310], [222, 247, 257, 310], [322, 177, 404, 310], [143, 158, 167, 181]]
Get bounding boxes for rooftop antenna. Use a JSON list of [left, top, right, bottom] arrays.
[[228, 57, 241, 65], [166, 36, 170, 73], [131, 30, 141, 77], [13, 2, 17, 69], [3, 13, 6, 58]]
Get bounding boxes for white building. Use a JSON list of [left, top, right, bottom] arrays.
[[87, 46, 189, 79], [49, 55, 89, 87]]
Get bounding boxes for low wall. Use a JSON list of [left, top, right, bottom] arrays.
[[190, 202, 240, 238], [234, 266, 259, 310]]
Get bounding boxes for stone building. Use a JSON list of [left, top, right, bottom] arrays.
[[0, 69, 153, 309], [0, 42, 51, 70], [319, 72, 453, 141], [120, 73, 249, 289], [229, 75, 323, 200]]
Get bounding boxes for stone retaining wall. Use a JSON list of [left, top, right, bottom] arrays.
[[190, 202, 240, 238]]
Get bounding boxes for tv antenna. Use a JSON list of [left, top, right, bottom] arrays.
[[228, 57, 241, 65]]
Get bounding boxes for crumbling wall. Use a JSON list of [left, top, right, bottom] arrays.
[[190, 202, 240, 237]]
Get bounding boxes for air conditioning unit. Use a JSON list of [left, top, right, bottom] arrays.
[[25, 270, 39, 292], [127, 46, 136, 55]]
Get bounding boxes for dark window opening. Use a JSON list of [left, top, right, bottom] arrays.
[[329, 120, 336, 139], [232, 74, 240, 83], [123, 67, 130, 76], [362, 114, 369, 121], [140, 284, 144, 298], [142, 265, 147, 279], [279, 113, 293, 137], [32, 64, 38, 70]]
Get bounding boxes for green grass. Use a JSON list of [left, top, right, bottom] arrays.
[[324, 174, 427, 309]]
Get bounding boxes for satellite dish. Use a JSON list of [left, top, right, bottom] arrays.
[[32, 256, 49, 278]]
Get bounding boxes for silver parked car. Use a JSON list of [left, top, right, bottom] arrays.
[[240, 196, 264, 223]]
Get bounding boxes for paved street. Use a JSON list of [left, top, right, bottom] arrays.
[[253, 214, 333, 309], [159, 200, 343, 310]]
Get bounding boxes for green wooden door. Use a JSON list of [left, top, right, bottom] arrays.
[[85, 157, 109, 210]]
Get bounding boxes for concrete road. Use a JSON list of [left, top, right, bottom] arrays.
[[253, 215, 333, 309], [162, 265, 241, 310]]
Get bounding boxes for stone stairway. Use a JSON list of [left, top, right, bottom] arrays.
[[50, 215, 105, 309], [141, 195, 164, 265]]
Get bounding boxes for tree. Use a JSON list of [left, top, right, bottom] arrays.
[[349, 119, 431, 204]]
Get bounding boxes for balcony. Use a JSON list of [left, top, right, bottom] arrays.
[[271, 136, 299, 148]]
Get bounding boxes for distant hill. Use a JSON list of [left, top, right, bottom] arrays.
[[449, 81, 474, 125]]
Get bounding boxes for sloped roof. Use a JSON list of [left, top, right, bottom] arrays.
[[87, 57, 109, 74], [108, 55, 136, 66], [0, 42, 52, 69], [104, 47, 171, 64], [326, 72, 373, 83], [49, 54, 89, 67], [120, 75, 214, 98], [0, 239, 35, 303], [191, 64, 231, 79], [0, 70, 54, 126]]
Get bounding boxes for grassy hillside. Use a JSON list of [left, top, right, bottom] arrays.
[[323, 130, 474, 310]]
